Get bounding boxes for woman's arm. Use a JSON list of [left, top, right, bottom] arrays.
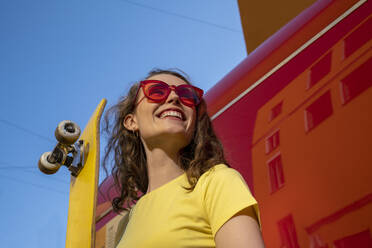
[[215, 207, 265, 248]]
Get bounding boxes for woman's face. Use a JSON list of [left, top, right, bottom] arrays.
[[127, 73, 197, 150]]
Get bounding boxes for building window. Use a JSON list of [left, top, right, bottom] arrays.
[[268, 153, 284, 193], [305, 91, 333, 132], [265, 129, 280, 154], [341, 57, 372, 105], [309, 234, 329, 248], [278, 214, 300, 248], [308, 52, 332, 89], [269, 101, 283, 122], [334, 229, 372, 248], [344, 18, 372, 58]]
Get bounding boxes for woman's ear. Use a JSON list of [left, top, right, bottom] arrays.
[[123, 113, 138, 131]]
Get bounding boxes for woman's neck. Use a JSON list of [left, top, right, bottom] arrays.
[[144, 147, 184, 194]]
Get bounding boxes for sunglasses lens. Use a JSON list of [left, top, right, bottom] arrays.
[[145, 83, 168, 100], [177, 86, 200, 106]]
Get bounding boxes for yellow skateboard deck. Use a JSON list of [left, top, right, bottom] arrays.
[[38, 99, 106, 247], [65, 99, 106, 248]]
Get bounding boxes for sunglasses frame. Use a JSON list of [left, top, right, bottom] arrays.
[[135, 80, 204, 107]]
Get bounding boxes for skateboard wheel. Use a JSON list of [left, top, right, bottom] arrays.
[[38, 151, 61, 174], [55, 120, 81, 145]]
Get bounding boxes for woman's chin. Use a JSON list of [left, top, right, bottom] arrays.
[[158, 131, 191, 148]]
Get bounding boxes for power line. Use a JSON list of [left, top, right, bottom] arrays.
[[118, 0, 241, 33], [0, 162, 69, 184], [0, 161, 33, 169], [0, 173, 68, 195], [0, 119, 54, 143], [0, 161, 34, 170], [0, 166, 33, 169], [27, 169, 70, 184]]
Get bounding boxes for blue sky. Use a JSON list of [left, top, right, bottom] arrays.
[[0, 0, 246, 246]]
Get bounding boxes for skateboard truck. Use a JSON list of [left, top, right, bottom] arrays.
[[38, 120, 89, 177]]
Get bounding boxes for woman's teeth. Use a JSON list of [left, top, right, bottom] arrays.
[[160, 111, 183, 119]]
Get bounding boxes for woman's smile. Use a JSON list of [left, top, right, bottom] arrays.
[[156, 108, 186, 121], [153, 105, 190, 134], [159, 111, 184, 120]]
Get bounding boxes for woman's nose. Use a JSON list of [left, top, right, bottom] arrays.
[[166, 89, 181, 104]]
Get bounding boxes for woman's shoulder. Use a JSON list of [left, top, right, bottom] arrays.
[[203, 163, 241, 176], [199, 164, 245, 186]]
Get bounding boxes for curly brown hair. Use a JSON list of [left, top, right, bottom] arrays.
[[102, 68, 229, 212]]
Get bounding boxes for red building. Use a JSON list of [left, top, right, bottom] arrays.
[[207, 0, 372, 247]]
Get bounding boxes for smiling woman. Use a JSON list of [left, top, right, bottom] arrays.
[[102, 69, 265, 248]]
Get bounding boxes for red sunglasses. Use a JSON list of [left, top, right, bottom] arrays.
[[135, 80, 204, 107]]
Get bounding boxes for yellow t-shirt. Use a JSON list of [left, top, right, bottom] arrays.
[[117, 164, 260, 248]]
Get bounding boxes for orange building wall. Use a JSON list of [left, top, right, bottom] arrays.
[[251, 16, 372, 247]]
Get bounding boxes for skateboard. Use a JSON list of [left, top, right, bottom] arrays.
[[38, 99, 107, 248]]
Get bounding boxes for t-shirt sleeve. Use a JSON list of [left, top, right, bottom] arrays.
[[202, 165, 260, 237]]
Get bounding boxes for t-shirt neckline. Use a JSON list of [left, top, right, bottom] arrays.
[[138, 172, 186, 202]]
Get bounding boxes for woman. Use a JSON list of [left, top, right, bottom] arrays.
[[103, 69, 265, 247]]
